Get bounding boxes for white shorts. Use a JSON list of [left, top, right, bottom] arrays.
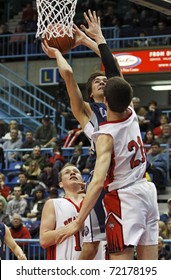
[[83, 188, 106, 242], [104, 179, 159, 253]]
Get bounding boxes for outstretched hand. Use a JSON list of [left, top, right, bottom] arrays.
[[80, 10, 105, 44], [73, 24, 88, 47], [41, 40, 60, 58]]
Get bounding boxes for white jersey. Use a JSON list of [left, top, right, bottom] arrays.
[[47, 198, 84, 260], [92, 106, 147, 191]]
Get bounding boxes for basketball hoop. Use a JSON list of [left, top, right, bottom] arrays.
[[36, 0, 78, 39]]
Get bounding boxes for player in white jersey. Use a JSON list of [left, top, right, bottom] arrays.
[[57, 77, 159, 260], [42, 10, 122, 259], [40, 163, 85, 260]]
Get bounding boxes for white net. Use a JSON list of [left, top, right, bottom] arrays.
[[36, 0, 78, 39]]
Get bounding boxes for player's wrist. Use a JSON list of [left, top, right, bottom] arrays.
[[96, 36, 107, 45]]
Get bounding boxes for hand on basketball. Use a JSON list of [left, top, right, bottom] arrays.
[[73, 24, 88, 47], [42, 40, 60, 58], [81, 10, 106, 45]]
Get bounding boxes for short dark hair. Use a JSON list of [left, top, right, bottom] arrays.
[[151, 141, 160, 147], [86, 71, 105, 101], [104, 77, 133, 113]]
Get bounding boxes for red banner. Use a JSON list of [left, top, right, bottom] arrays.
[[109, 49, 171, 74]]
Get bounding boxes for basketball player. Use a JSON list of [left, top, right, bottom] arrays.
[[42, 10, 122, 260], [0, 223, 27, 260], [40, 163, 85, 260], [57, 77, 159, 260]]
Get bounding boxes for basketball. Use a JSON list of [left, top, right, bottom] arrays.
[[42, 25, 75, 54]]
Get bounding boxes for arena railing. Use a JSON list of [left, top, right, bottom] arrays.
[[0, 32, 171, 61], [4, 238, 171, 260], [2, 147, 90, 170], [5, 238, 47, 260], [2, 148, 53, 170]]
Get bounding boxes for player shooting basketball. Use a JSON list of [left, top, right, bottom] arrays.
[[42, 10, 122, 260]]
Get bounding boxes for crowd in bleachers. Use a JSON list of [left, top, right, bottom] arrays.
[[0, 114, 90, 260]]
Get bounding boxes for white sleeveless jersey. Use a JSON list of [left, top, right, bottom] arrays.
[[92, 107, 147, 191], [47, 198, 84, 260]]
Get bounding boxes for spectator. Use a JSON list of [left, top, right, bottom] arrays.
[[0, 199, 11, 226], [6, 186, 27, 220], [158, 236, 171, 260], [145, 100, 161, 130], [22, 145, 46, 170], [153, 114, 169, 139], [2, 120, 23, 141], [9, 213, 31, 259], [24, 185, 46, 223], [3, 129, 22, 162], [160, 197, 171, 224], [21, 131, 40, 161], [47, 185, 59, 199], [82, 148, 94, 174], [70, 145, 88, 172], [48, 145, 65, 171], [39, 162, 59, 189], [143, 129, 155, 145], [0, 195, 7, 212], [18, 172, 33, 199], [158, 220, 167, 239], [133, 30, 152, 47], [0, 223, 27, 260], [22, 160, 42, 189], [102, 2, 117, 27], [157, 124, 171, 145], [163, 218, 171, 239], [153, 20, 171, 45], [132, 97, 148, 131], [147, 141, 167, 191], [21, 3, 37, 24], [63, 127, 89, 147], [0, 146, 5, 170], [34, 115, 58, 148], [0, 173, 11, 200]]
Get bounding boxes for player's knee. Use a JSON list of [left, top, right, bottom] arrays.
[[80, 242, 99, 259]]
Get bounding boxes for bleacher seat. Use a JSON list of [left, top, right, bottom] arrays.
[[3, 161, 23, 174]]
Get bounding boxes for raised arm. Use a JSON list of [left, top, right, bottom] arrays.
[[55, 134, 113, 243], [42, 41, 91, 128], [81, 10, 123, 79]]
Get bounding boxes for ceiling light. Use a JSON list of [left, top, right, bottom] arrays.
[[151, 85, 171, 91]]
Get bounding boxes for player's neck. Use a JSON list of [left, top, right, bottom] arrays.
[[64, 192, 84, 206], [107, 108, 129, 121]]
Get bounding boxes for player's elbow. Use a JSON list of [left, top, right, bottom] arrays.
[[40, 236, 48, 249]]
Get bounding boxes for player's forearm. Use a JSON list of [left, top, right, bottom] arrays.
[[13, 244, 26, 260], [82, 36, 101, 57], [76, 181, 103, 226], [98, 43, 122, 79], [40, 230, 64, 248]]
